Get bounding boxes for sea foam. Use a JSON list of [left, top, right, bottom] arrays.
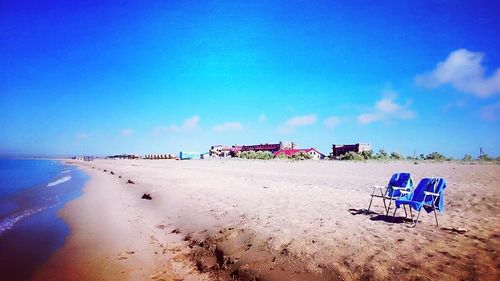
[[47, 176, 72, 187], [0, 208, 43, 235]]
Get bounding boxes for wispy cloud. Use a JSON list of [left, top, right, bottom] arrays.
[[212, 122, 243, 132], [75, 133, 89, 140], [285, 114, 316, 126], [416, 49, 500, 97], [358, 92, 415, 125], [279, 114, 316, 133], [153, 115, 200, 135], [258, 114, 267, 123], [480, 102, 500, 121], [120, 128, 134, 136], [443, 99, 466, 112], [323, 116, 341, 129]]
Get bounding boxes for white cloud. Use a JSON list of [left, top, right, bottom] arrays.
[[416, 49, 500, 97], [75, 133, 89, 140], [120, 129, 134, 136], [279, 114, 316, 133], [480, 102, 500, 121], [180, 115, 200, 130], [358, 93, 415, 125], [285, 114, 316, 127], [153, 115, 200, 135], [258, 114, 267, 123], [323, 116, 341, 128], [212, 122, 243, 132]]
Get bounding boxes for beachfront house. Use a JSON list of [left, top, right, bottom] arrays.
[[209, 145, 232, 157], [330, 143, 372, 159], [209, 141, 297, 158], [241, 143, 281, 153], [240, 141, 295, 153], [274, 148, 325, 160]]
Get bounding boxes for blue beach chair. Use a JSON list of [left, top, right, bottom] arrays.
[[368, 173, 414, 215], [392, 177, 447, 227]]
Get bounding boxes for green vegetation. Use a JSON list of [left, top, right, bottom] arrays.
[[339, 151, 364, 161], [425, 152, 447, 161], [462, 154, 473, 161], [478, 154, 492, 161], [236, 150, 274, 160], [275, 152, 289, 159], [292, 151, 313, 160], [236, 150, 312, 160], [235, 148, 497, 163], [373, 149, 388, 160], [361, 150, 373, 160], [390, 151, 404, 160], [338, 149, 403, 161], [256, 150, 274, 160]]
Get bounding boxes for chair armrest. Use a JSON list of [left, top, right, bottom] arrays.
[[424, 191, 439, 196], [392, 187, 411, 190], [400, 190, 411, 195]]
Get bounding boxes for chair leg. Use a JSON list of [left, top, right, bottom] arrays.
[[433, 208, 439, 226], [392, 206, 398, 222], [368, 195, 374, 212], [386, 199, 392, 216], [403, 205, 408, 218], [412, 209, 422, 228]]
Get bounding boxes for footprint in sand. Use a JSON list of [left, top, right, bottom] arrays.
[[117, 251, 135, 260]]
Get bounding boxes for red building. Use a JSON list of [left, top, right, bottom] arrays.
[[241, 143, 281, 152]]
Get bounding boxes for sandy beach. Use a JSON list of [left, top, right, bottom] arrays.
[[32, 159, 499, 281]]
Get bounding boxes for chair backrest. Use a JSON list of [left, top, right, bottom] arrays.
[[409, 177, 447, 207], [387, 173, 414, 197]]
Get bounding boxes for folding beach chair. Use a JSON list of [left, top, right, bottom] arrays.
[[392, 177, 447, 227], [367, 173, 414, 215]]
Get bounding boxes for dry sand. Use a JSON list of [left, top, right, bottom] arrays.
[[33, 159, 499, 281]]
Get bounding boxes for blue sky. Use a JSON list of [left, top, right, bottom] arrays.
[[1, 0, 499, 157]]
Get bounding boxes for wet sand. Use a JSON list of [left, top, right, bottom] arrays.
[[33, 159, 500, 280]]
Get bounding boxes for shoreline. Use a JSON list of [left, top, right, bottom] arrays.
[[32, 159, 500, 281], [31, 163, 178, 281], [0, 160, 88, 281]]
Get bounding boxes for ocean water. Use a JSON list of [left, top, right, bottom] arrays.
[[0, 159, 89, 280]]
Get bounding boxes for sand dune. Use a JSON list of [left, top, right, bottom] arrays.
[[34, 159, 499, 281]]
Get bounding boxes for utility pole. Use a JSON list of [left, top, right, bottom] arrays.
[[479, 147, 486, 158]]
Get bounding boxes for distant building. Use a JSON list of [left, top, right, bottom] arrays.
[[274, 148, 325, 160], [107, 154, 140, 160], [144, 154, 177, 159], [209, 145, 232, 157], [229, 145, 243, 157], [330, 143, 371, 159], [179, 152, 202, 160], [83, 156, 94, 161], [241, 141, 294, 153], [210, 141, 297, 157], [278, 141, 296, 150], [241, 143, 281, 153]]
